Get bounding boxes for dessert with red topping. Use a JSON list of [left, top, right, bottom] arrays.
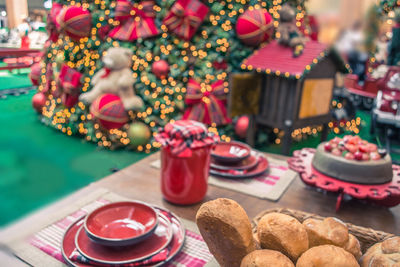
[[312, 136, 393, 184]]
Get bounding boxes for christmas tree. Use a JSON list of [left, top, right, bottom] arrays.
[[33, 0, 309, 152]]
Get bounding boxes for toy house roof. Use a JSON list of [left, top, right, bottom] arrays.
[[241, 40, 349, 79]]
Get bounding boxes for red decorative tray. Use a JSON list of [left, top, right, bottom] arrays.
[[288, 148, 400, 211]]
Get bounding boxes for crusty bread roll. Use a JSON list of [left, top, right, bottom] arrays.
[[303, 217, 349, 247], [303, 217, 361, 259], [240, 249, 295, 267], [257, 213, 309, 262], [196, 198, 256, 267], [296, 245, 360, 267], [343, 234, 362, 260], [360, 236, 400, 267]]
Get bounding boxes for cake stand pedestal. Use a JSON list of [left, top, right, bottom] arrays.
[[288, 148, 400, 211]]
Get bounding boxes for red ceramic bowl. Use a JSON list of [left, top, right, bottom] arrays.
[[77, 212, 173, 265], [84, 201, 158, 247], [211, 141, 251, 164]]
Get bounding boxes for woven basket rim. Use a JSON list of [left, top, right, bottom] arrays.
[[251, 208, 395, 253]]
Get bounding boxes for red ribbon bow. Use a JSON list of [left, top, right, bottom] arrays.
[[163, 0, 209, 41], [58, 64, 82, 108], [183, 79, 231, 126], [108, 0, 160, 41]]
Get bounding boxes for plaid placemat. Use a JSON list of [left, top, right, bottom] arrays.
[[151, 156, 297, 201], [29, 199, 213, 267]]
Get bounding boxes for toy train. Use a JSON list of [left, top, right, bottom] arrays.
[[341, 66, 400, 134], [343, 69, 384, 110], [371, 66, 400, 134]]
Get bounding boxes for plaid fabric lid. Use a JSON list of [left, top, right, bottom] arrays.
[[155, 120, 219, 157]]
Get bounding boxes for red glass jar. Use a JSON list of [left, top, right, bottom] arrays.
[[161, 145, 212, 205]]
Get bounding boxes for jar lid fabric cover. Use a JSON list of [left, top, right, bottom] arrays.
[[155, 120, 219, 157]]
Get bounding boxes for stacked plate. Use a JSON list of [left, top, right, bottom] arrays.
[[210, 141, 269, 178], [61, 201, 185, 266]]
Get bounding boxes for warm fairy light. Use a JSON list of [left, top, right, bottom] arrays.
[[39, 0, 307, 151]]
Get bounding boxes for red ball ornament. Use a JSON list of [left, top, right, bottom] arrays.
[[56, 6, 92, 41], [152, 60, 170, 79], [236, 8, 273, 46], [32, 92, 47, 113], [235, 115, 249, 138], [90, 94, 129, 130], [29, 63, 41, 86]]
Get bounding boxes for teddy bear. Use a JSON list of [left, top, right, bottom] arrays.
[[79, 47, 144, 110], [277, 5, 309, 57]]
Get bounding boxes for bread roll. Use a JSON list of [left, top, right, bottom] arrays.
[[196, 198, 256, 267], [241, 249, 294, 267], [296, 245, 360, 267], [343, 234, 362, 260], [257, 213, 309, 262], [303, 217, 349, 247], [360, 236, 400, 267]]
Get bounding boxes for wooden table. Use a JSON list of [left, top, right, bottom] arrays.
[[1, 152, 399, 265]]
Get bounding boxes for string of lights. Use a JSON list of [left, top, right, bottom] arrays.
[[37, 0, 310, 151]]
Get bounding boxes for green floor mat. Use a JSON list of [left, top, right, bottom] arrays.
[[0, 91, 149, 226], [0, 68, 32, 90]]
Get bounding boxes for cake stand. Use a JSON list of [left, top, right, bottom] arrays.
[[288, 148, 400, 211]]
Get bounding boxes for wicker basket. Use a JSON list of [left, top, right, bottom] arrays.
[[252, 208, 395, 253]]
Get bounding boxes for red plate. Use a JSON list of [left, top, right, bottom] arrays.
[[210, 155, 269, 178], [211, 141, 251, 164], [75, 213, 173, 265], [61, 216, 91, 267], [62, 207, 185, 267], [153, 206, 186, 266], [211, 151, 259, 171], [84, 201, 158, 247]]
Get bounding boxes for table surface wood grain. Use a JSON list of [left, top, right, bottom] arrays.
[[0, 151, 399, 265], [94, 152, 399, 234]]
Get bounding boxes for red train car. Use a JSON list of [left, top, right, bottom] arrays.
[[343, 73, 381, 110]]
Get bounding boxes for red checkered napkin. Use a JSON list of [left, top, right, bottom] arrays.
[[29, 199, 213, 266]]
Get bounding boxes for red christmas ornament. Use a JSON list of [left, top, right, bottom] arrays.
[[235, 115, 249, 138], [29, 63, 42, 86], [152, 60, 170, 79], [90, 94, 129, 130], [212, 60, 228, 70], [56, 6, 92, 41], [236, 8, 273, 46], [32, 92, 47, 113]]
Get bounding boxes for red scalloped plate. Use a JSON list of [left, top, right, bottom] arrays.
[[288, 148, 400, 211], [210, 155, 269, 178], [211, 141, 251, 164], [84, 201, 158, 247], [61, 207, 185, 267], [211, 151, 260, 171], [75, 213, 172, 265]]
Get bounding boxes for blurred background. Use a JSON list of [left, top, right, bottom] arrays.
[[0, 0, 391, 48]]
